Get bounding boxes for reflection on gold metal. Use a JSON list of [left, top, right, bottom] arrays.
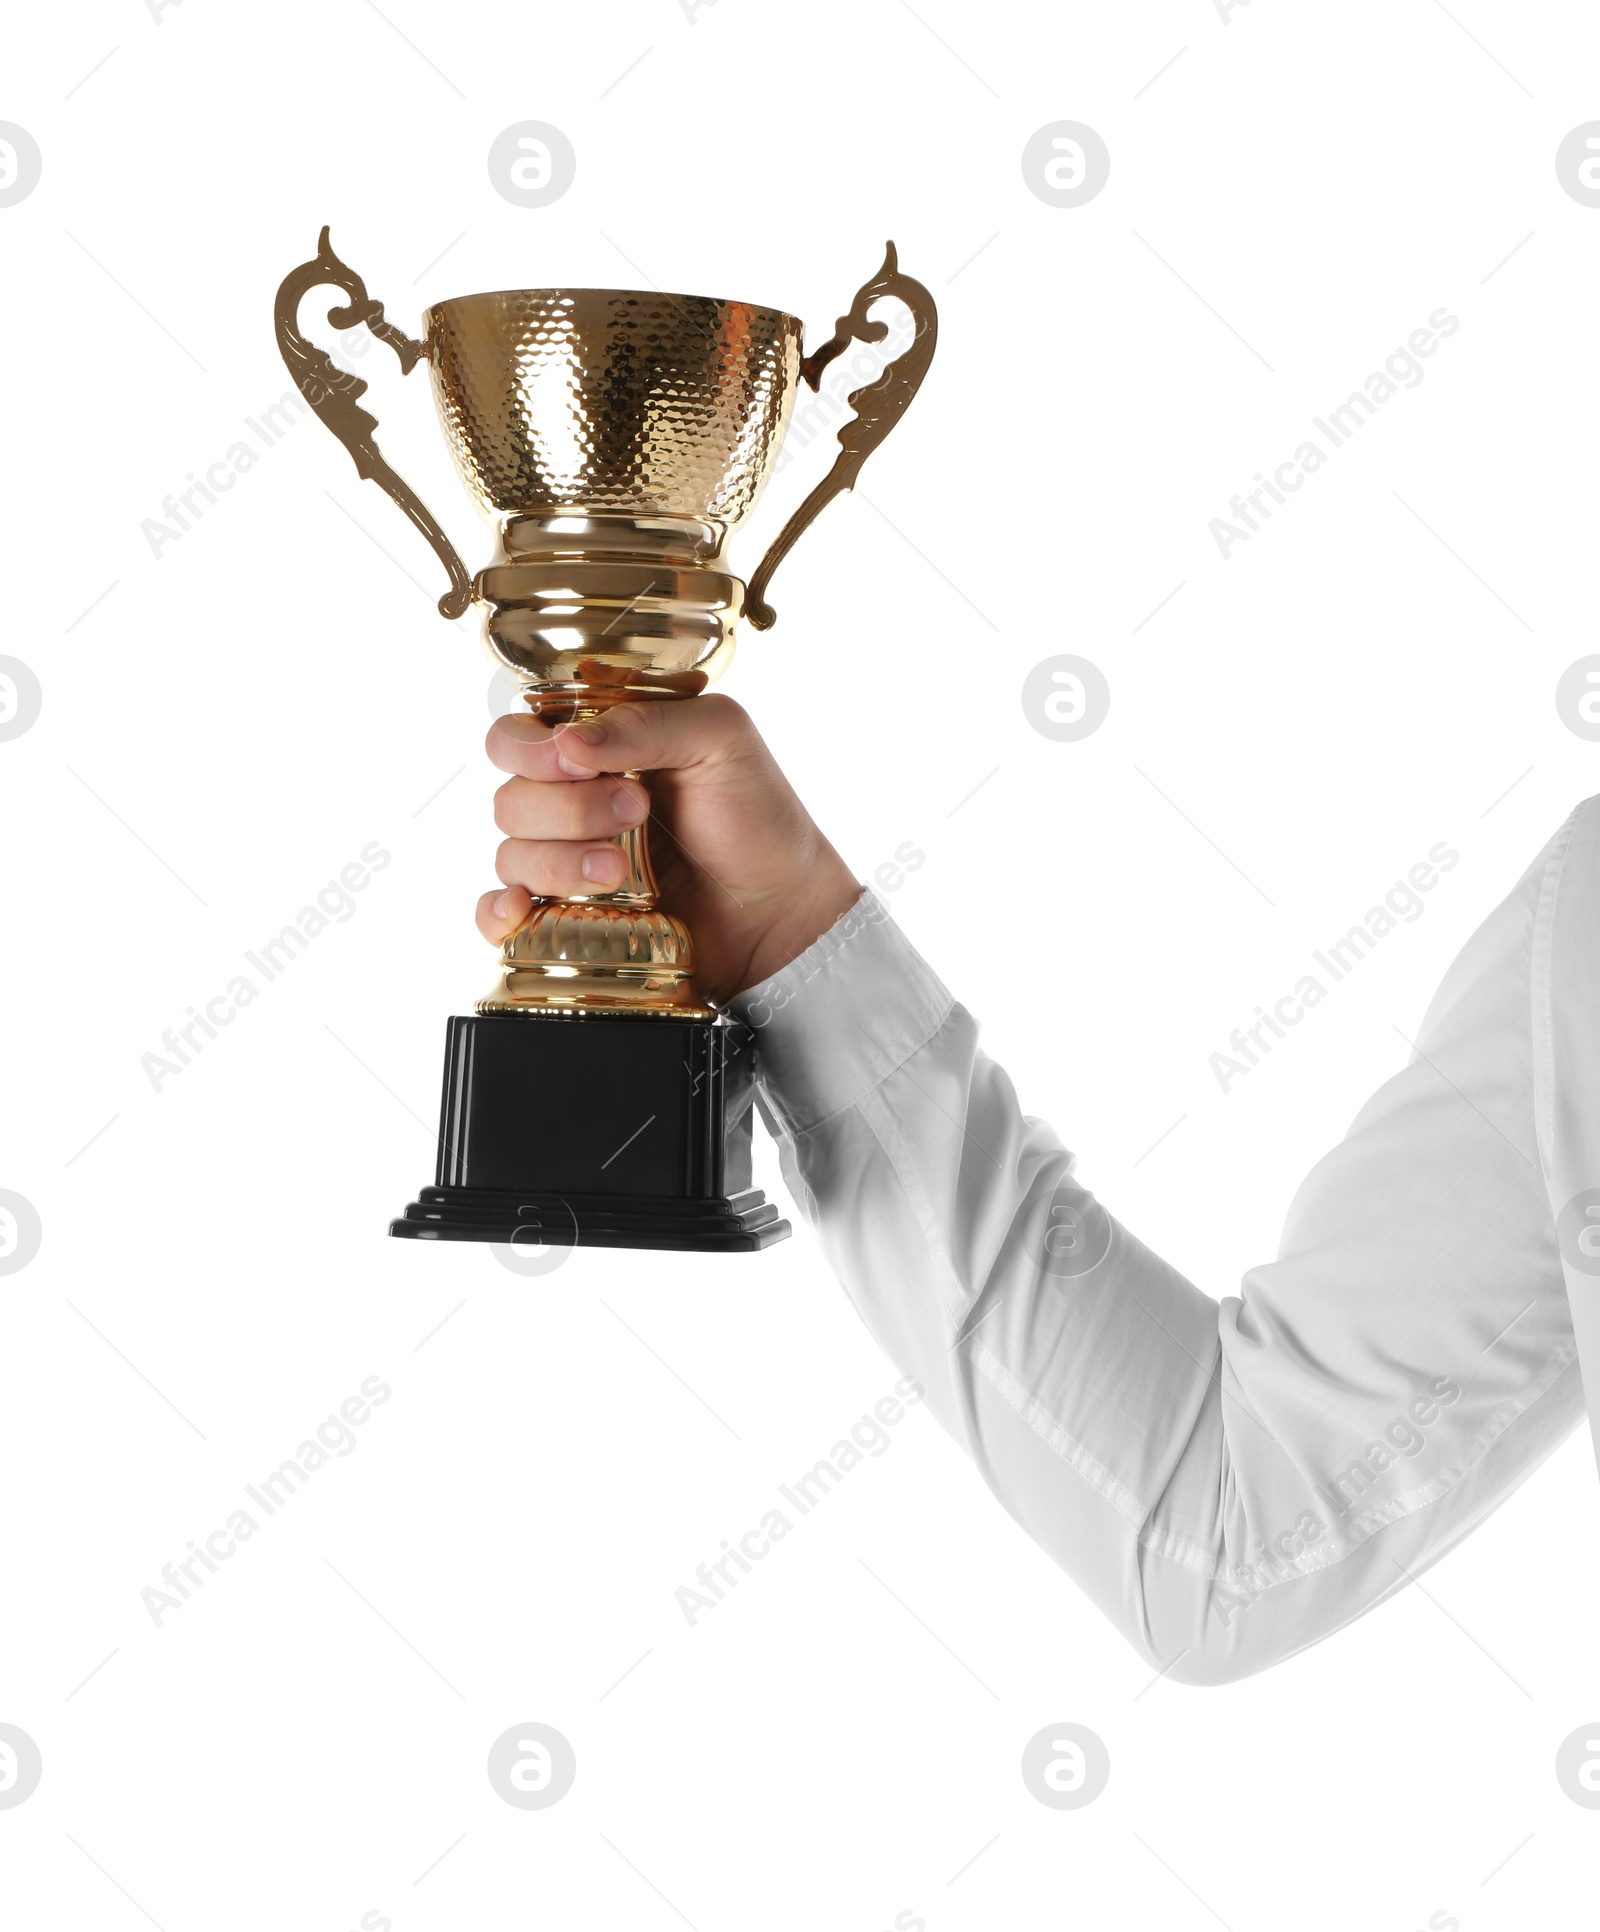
[[273, 231, 937, 1016]]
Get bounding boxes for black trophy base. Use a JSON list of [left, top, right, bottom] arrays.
[[389, 1013, 791, 1254]]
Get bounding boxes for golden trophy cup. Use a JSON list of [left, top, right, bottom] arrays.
[[273, 228, 937, 1252]]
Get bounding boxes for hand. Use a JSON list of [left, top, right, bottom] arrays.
[[475, 696, 862, 1005]]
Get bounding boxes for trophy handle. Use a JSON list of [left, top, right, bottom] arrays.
[[745, 240, 938, 631], [273, 226, 472, 620]]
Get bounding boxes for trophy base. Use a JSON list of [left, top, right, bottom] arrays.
[[388, 1013, 791, 1255], [390, 1185, 788, 1252]]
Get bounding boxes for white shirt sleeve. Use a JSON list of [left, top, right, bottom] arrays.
[[727, 835, 1585, 1683]]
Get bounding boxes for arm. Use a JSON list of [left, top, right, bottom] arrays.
[[478, 699, 1584, 1683], [726, 861, 1581, 1681]]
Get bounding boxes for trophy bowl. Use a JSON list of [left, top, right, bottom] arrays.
[[427, 284, 805, 706], [427, 285, 803, 522]]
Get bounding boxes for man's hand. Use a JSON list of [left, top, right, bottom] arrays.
[[475, 695, 861, 1005]]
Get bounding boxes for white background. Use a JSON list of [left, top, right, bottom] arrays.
[[3, 2, 1600, 1927]]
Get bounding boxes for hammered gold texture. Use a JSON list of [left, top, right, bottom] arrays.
[[424, 290, 804, 524]]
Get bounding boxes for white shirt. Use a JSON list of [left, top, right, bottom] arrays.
[[729, 797, 1600, 1683]]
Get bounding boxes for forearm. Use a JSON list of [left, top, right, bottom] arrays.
[[730, 885, 1583, 1683]]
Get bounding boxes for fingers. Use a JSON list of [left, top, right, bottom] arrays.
[[494, 836, 628, 897], [477, 695, 767, 955], [475, 884, 532, 945], [486, 693, 755, 782], [473, 832, 632, 948], [493, 772, 648, 840]]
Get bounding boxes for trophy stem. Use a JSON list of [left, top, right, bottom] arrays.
[[478, 703, 712, 1020], [600, 776, 661, 910]]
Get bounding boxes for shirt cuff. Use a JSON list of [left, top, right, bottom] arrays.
[[726, 891, 956, 1135]]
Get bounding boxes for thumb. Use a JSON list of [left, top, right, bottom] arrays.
[[541, 694, 753, 780]]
